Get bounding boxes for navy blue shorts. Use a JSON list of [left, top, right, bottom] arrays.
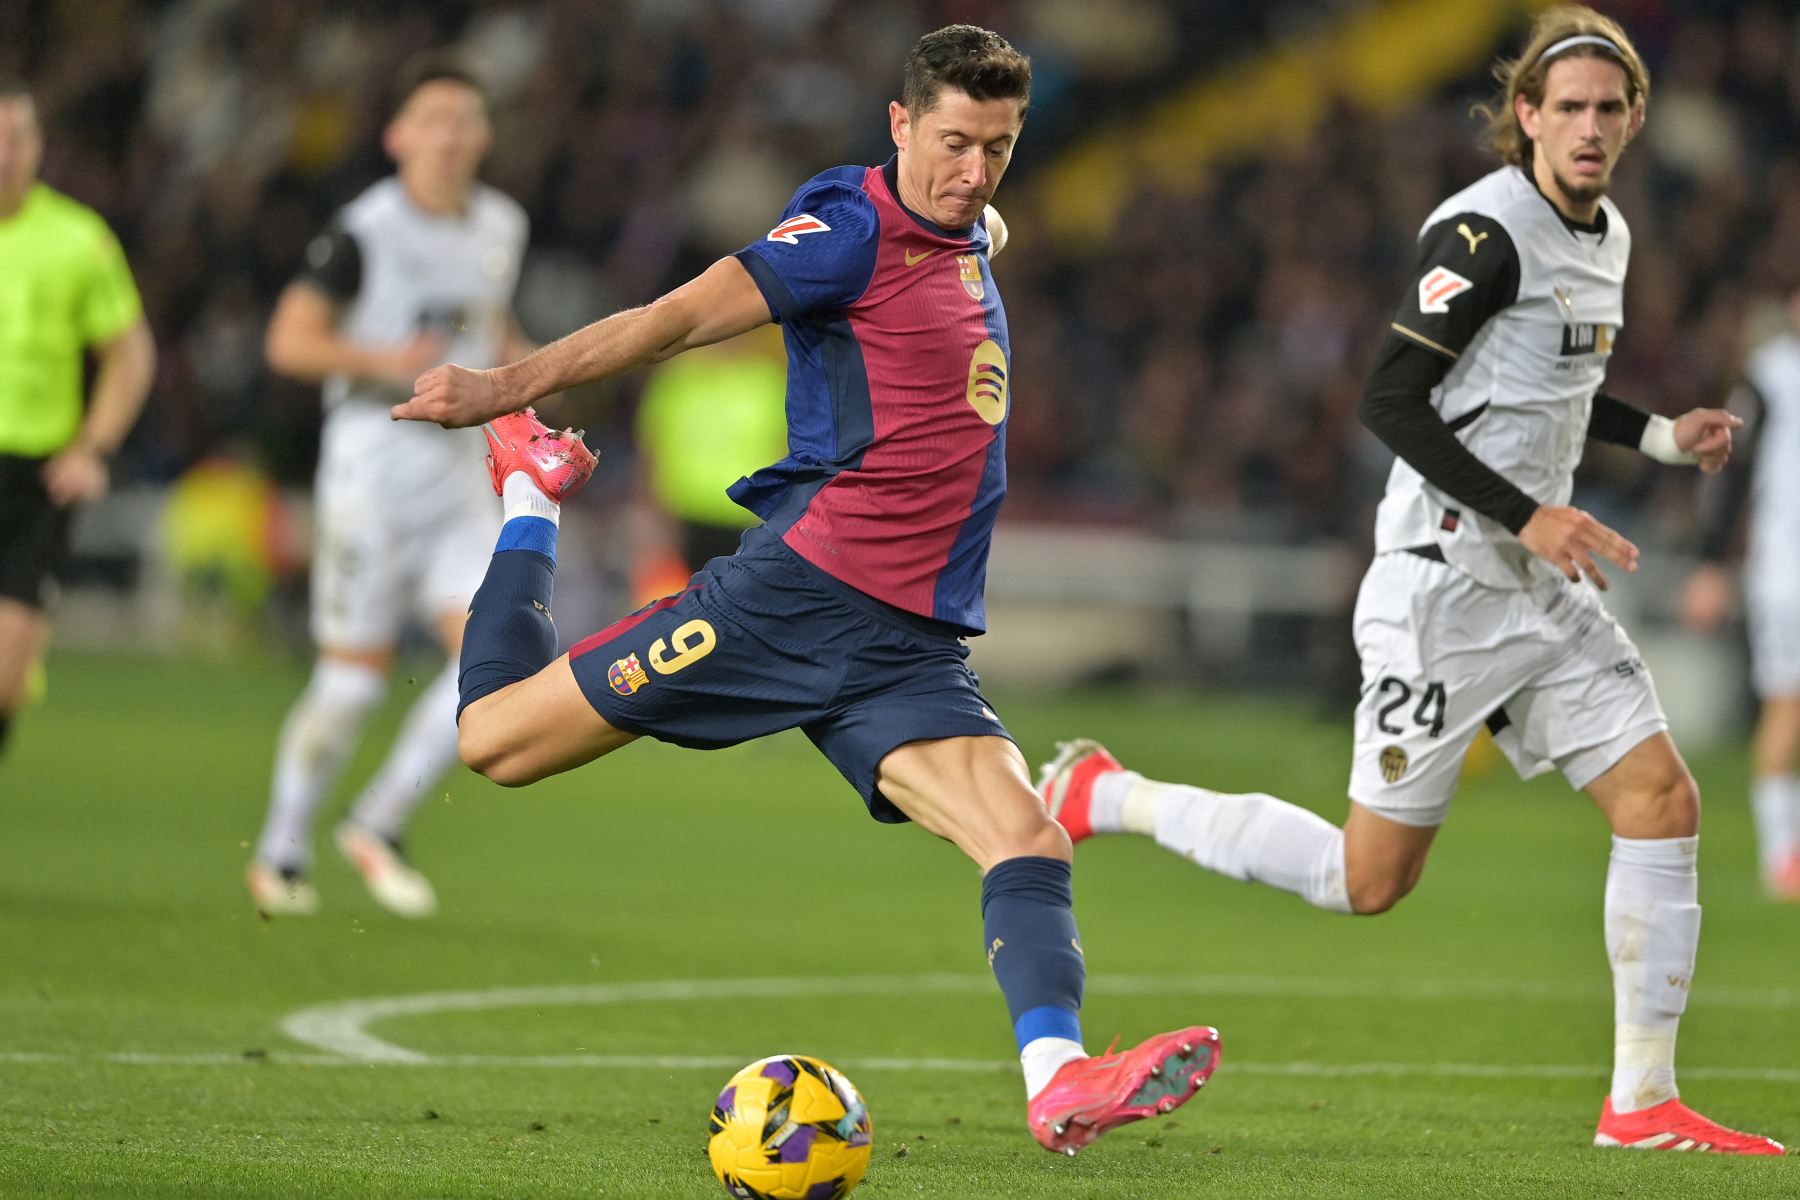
[[568, 527, 1011, 822]]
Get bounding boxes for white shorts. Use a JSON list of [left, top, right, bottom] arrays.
[[1744, 557, 1800, 698], [1347, 551, 1667, 828], [309, 410, 499, 652]]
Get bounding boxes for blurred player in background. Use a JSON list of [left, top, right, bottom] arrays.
[[628, 331, 789, 603], [246, 57, 534, 918], [1042, 6, 1784, 1154], [395, 25, 1222, 1158], [1681, 291, 1800, 902], [0, 77, 155, 763]]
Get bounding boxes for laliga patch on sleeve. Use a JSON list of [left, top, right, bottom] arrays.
[[1418, 267, 1473, 314], [766, 214, 831, 244]]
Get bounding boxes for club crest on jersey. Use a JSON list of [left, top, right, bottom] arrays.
[[608, 653, 650, 697], [766, 214, 830, 244], [1418, 267, 1473, 314], [957, 253, 984, 300], [1379, 745, 1409, 784]]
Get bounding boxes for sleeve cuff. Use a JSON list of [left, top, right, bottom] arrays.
[[732, 249, 794, 325]]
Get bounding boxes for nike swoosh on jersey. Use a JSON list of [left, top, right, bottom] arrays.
[[904, 249, 938, 267]]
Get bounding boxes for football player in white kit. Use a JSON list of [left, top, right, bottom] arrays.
[[1682, 291, 1800, 902], [247, 59, 533, 918], [1039, 7, 1783, 1155]]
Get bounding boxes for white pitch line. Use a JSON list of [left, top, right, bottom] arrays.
[[278, 973, 1800, 1065], [5, 1051, 1800, 1084]]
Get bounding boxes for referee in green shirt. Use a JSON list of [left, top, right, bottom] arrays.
[[0, 78, 155, 757]]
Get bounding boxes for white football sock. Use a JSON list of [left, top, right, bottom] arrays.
[[1605, 835, 1700, 1113], [1101, 774, 1353, 913], [1750, 774, 1799, 876], [347, 658, 460, 841], [1021, 1035, 1087, 1099], [1088, 769, 1136, 833], [255, 659, 387, 871], [502, 471, 560, 526]]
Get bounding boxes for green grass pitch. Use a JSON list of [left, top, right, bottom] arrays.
[[2, 652, 1796, 1197]]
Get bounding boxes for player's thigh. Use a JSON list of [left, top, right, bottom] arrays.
[[0, 597, 47, 710], [0, 452, 69, 612], [1346, 554, 1520, 829], [567, 574, 846, 751], [1746, 568, 1800, 706], [1500, 589, 1669, 805], [1753, 696, 1800, 778], [876, 735, 1068, 871], [1342, 801, 1440, 913], [309, 498, 412, 653], [1583, 731, 1697, 839], [458, 653, 637, 786], [417, 500, 500, 658]]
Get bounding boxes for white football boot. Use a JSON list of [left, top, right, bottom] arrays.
[[335, 822, 439, 918], [245, 861, 320, 916]]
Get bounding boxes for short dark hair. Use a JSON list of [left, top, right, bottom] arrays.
[[0, 74, 32, 104], [392, 53, 488, 116], [902, 25, 1031, 119]]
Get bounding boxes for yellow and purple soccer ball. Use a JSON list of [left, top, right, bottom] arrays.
[[706, 1054, 873, 1199]]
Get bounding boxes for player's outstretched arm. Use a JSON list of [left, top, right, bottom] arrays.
[[266, 284, 445, 388], [394, 256, 773, 428]]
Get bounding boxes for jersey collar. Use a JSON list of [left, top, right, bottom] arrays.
[[880, 156, 978, 241], [1518, 163, 1608, 241]]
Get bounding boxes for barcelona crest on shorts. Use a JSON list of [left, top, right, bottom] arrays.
[[957, 254, 984, 301], [609, 653, 650, 697]]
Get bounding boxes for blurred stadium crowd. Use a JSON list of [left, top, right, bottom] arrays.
[[7, 0, 1798, 551]]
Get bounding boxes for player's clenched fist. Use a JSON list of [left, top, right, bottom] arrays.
[[391, 363, 500, 428], [1518, 505, 1639, 591], [1672, 407, 1741, 474]]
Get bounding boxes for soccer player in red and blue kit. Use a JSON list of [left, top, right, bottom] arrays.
[[394, 26, 1218, 1155]]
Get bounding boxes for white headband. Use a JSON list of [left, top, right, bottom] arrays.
[[1538, 34, 1624, 64]]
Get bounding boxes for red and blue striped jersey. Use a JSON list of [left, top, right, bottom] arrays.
[[731, 158, 1011, 633]]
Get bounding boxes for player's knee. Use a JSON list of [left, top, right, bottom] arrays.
[[1615, 770, 1701, 839], [1018, 816, 1073, 863], [979, 806, 1071, 868], [457, 720, 536, 788]]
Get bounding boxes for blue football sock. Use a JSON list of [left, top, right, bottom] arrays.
[[457, 516, 559, 718], [982, 855, 1085, 1051]]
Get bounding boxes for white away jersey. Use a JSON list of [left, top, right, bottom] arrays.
[[1376, 166, 1630, 589], [296, 177, 528, 501]]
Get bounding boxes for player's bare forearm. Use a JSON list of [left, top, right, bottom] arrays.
[[81, 319, 155, 454], [398, 258, 770, 427], [42, 319, 155, 506], [266, 285, 444, 386], [499, 315, 539, 366], [497, 257, 769, 401]]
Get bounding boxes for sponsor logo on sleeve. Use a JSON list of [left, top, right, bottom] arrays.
[[766, 214, 831, 244], [1418, 267, 1473, 314], [1456, 222, 1489, 253]]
